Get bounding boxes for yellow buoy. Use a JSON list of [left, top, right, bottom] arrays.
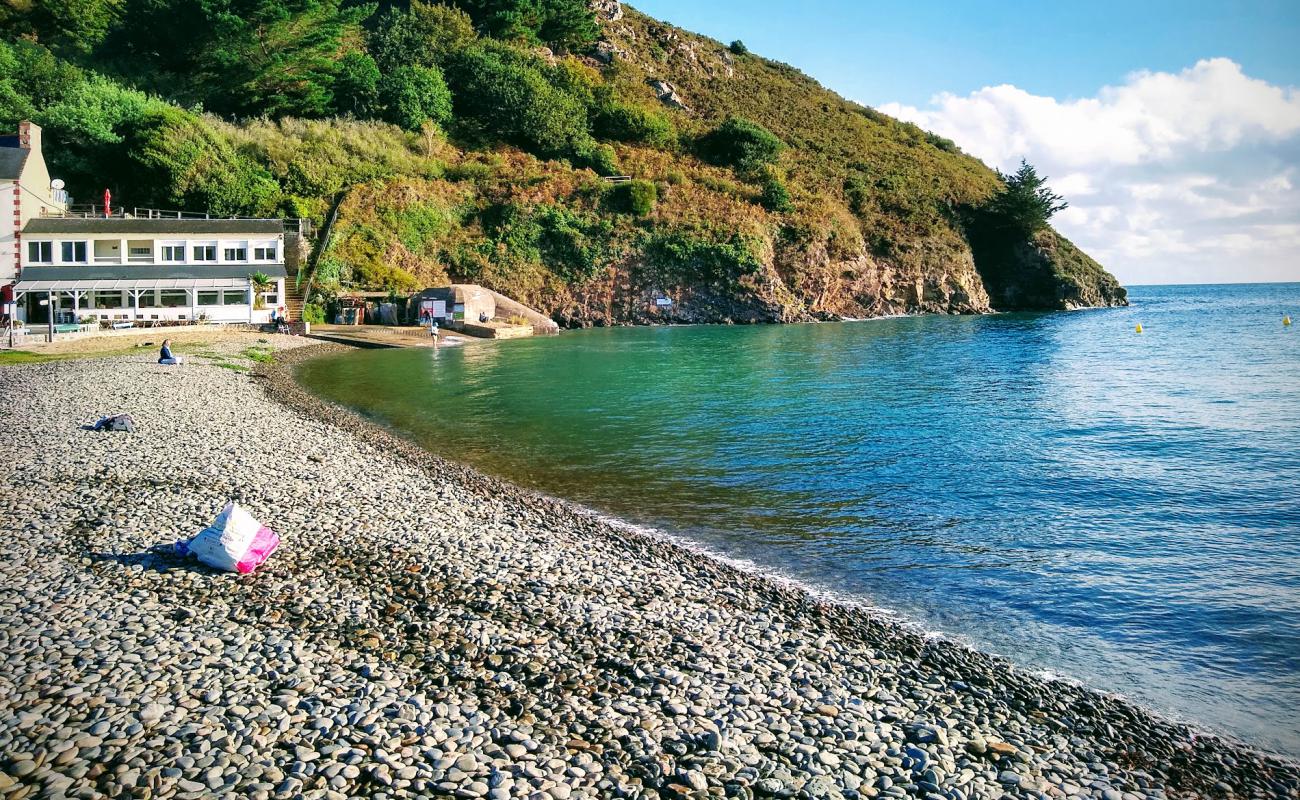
[[1135, 323, 1143, 333], [1285, 316, 1292, 326]]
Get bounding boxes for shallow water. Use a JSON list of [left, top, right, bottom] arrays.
[[298, 283, 1300, 757]]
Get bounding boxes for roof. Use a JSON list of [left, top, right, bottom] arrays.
[[18, 264, 287, 282], [0, 148, 29, 181], [13, 277, 252, 293], [23, 217, 285, 235]]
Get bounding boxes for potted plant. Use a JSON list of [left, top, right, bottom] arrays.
[[248, 271, 273, 311]]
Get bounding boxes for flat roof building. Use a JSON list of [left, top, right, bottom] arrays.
[[13, 215, 291, 326]]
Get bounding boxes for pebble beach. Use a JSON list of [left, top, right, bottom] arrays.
[[1, 335, 1297, 800]]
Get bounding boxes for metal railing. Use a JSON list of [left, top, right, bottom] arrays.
[[42, 205, 310, 236]]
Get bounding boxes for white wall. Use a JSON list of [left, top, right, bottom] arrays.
[[1, 182, 16, 283]]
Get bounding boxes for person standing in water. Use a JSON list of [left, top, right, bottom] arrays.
[[158, 338, 183, 365]]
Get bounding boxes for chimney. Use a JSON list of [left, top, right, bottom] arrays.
[[17, 120, 41, 153]]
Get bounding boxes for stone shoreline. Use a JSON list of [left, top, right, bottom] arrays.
[[1, 335, 1296, 800]]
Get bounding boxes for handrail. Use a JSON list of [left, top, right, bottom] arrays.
[[42, 205, 308, 234]]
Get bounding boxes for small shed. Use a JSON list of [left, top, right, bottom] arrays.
[[416, 285, 495, 328]]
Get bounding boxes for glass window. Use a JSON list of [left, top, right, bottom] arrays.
[[253, 245, 277, 260], [159, 290, 189, 308], [222, 289, 248, 305], [27, 241, 52, 262], [193, 245, 216, 261], [93, 292, 124, 309], [61, 241, 88, 262], [136, 290, 157, 307], [262, 293, 279, 305], [224, 247, 247, 261], [129, 246, 151, 257], [197, 291, 220, 306], [161, 245, 185, 262]]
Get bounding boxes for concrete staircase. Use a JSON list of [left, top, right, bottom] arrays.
[[283, 231, 309, 321]]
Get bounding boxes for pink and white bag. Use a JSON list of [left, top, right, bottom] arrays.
[[177, 501, 280, 574]]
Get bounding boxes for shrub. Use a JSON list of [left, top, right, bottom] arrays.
[[697, 117, 783, 173], [645, 228, 762, 284], [371, 2, 477, 72], [380, 65, 453, 131], [759, 173, 793, 213], [577, 142, 620, 176], [608, 179, 657, 216], [729, 40, 748, 56], [125, 107, 281, 217], [591, 99, 676, 147]]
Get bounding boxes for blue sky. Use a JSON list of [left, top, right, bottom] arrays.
[[632, 1, 1300, 284], [632, 0, 1300, 108]]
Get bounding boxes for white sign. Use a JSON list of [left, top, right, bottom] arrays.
[[431, 300, 446, 317], [655, 297, 673, 307]]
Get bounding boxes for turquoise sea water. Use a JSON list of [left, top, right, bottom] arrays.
[[298, 283, 1300, 757]]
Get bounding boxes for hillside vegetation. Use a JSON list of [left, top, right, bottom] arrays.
[[1, 0, 1126, 324]]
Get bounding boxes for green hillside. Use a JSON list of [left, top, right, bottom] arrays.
[[0, 0, 1126, 324]]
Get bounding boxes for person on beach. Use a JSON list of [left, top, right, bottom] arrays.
[[158, 339, 182, 365], [276, 307, 289, 334], [429, 317, 439, 347]]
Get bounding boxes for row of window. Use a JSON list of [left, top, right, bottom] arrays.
[[25, 241, 278, 264], [61, 290, 279, 309]]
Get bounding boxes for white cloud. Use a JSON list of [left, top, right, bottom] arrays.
[[878, 59, 1300, 285]]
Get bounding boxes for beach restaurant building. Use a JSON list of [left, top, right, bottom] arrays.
[[12, 216, 289, 326]]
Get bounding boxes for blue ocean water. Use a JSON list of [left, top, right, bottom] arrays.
[[298, 283, 1300, 756]]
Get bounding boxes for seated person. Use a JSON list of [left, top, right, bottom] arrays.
[[479, 311, 490, 323], [158, 338, 183, 365]]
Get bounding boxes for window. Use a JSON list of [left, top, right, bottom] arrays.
[[193, 245, 217, 261], [136, 290, 157, 307], [129, 247, 151, 257], [222, 289, 248, 305], [224, 246, 247, 261], [253, 245, 277, 261], [197, 291, 220, 306], [262, 293, 279, 306], [61, 241, 88, 262], [161, 245, 185, 262], [159, 290, 189, 308], [93, 292, 124, 310], [27, 241, 52, 262]]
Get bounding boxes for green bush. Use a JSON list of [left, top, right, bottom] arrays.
[[380, 65, 453, 131], [591, 98, 676, 147], [577, 142, 620, 176], [125, 107, 281, 217], [645, 228, 762, 284], [697, 117, 783, 173], [301, 302, 327, 324], [759, 173, 793, 213], [608, 179, 657, 216], [729, 40, 748, 56]]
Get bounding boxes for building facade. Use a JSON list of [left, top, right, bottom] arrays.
[[13, 217, 288, 325], [1, 121, 68, 287]]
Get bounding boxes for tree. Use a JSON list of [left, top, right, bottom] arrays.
[[728, 40, 747, 55], [447, 43, 591, 158], [333, 52, 381, 117], [981, 159, 1067, 238], [379, 65, 452, 130], [698, 117, 783, 173], [369, 1, 475, 72], [0, 0, 125, 56], [451, 0, 598, 52]]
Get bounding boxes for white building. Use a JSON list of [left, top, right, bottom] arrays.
[[2, 121, 68, 287], [13, 217, 289, 326]]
